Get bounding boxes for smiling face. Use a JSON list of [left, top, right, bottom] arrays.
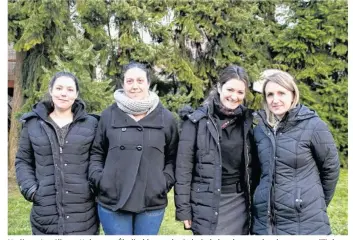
[[218, 79, 246, 110], [123, 67, 150, 100], [50, 76, 78, 111], [265, 81, 294, 118]]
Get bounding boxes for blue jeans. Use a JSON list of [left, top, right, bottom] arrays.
[[98, 204, 165, 235]]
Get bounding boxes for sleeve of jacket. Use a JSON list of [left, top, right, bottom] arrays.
[[163, 116, 179, 193], [15, 121, 38, 202], [248, 127, 261, 196], [174, 119, 196, 221], [89, 112, 108, 192], [311, 119, 340, 206], [163, 117, 179, 192]]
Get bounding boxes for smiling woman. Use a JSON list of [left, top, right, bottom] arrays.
[[252, 69, 340, 235], [89, 61, 179, 235], [50, 77, 78, 109], [14, 72, 100, 235], [175, 65, 260, 235], [123, 66, 150, 100], [49, 75, 80, 127]]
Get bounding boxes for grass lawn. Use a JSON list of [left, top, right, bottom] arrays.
[[8, 169, 347, 235]]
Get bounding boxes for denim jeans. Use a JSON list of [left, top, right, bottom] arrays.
[[98, 204, 165, 235]]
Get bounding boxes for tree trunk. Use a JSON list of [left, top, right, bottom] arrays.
[[8, 51, 25, 174]]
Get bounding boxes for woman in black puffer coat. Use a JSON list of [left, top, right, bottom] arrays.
[[15, 72, 99, 235], [175, 65, 260, 235], [251, 69, 340, 235]]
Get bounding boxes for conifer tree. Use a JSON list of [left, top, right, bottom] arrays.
[[269, 0, 348, 166]]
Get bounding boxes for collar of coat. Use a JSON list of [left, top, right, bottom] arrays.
[[19, 99, 95, 123], [110, 102, 165, 129]]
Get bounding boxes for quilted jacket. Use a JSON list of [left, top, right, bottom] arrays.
[[15, 100, 99, 235], [252, 104, 340, 235]]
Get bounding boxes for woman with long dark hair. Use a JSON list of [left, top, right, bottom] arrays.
[[175, 65, 259, 235]]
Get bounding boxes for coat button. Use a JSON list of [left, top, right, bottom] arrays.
[[137, 127, 143, 131], [65, 191, 68, 194], [136, 145, 142, 151], [122, 128, 126, 132], [64, 163, 67, 166], [215, 212, 218, 215], [66, 216, 70, 219], [120, 146, 125, 150]]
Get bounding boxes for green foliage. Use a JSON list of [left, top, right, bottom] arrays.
[[269, 0, 348, 166], [9, 0, 347, 166], [19, 35, 114, 115]]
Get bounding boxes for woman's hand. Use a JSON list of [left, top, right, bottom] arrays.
[[183, 220, 192, 230]]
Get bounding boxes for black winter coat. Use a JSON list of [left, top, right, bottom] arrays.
[[174, 104, 259, 235], [252, 104, 340, 235], [89, 103, 179, 213], [15, 100, 99, 235]]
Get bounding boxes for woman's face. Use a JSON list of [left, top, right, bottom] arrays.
[[218, 79, 246, 110], [265, 81, 294, 118], [123, 67, 150, 100], [50, 76, 78, 111]]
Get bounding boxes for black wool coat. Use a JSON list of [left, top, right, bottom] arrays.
[[15, 100, 99, 235], [174, 104, 259, 235], [252, 104, 340, 235], [89, 103, 179, 213]]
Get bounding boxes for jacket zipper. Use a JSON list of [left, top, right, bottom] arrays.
[[245, 142, 252, 232], [271, 128, 277, 234], [43, 118, 78, 234]]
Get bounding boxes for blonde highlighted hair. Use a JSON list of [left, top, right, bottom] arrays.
[[260, 69, 300, 126]]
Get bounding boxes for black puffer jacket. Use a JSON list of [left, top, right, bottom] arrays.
[[252, 104, 340, 235], [15, 100, 99, 235], [174, 104, 259, 235], [89, 103, 179, 213]]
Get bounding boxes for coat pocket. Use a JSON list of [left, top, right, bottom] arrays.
[[148, 129, 165, 154], [191, 183, 210, 193], [294, 187, 302, 212], [190, 182, 212, 207], [145, 170, 168, 207]]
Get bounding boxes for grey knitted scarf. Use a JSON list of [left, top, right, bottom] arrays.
[[114, 89, 160, 116]]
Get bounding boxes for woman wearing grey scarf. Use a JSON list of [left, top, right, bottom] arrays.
[[89, 61, 179, 235]]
